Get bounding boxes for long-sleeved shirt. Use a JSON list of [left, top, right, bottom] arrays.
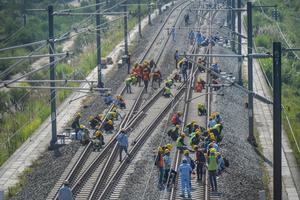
[[163, 154, 172, 170], [208, 119, 217, 128], [179, 163, 192, 178], [58, 186, 74, 200], [117, 132, 128, 147]]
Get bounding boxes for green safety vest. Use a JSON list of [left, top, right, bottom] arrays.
[[208, 154, 218, 171], [125, 78, 132, 85], [176, 137, 184, 147], [165, 87, 171, 94]]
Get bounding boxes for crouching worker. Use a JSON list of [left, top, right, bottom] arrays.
[[163, 86, 173, 98], [167, 124, 180, 141], [80, 125, 90, 145], [103, 120, 114, 134], [92, 130, 105, 151], [198, 103, 207, 116], [115, 95, 126, 109]]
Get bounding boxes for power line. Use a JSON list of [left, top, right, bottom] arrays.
[[1, 55, 68, 88], [0, 52, 69, 61], [0, 40, 47, 52]]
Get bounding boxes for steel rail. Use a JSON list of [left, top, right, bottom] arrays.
[[88, 1, 193, 199], [52, 1, 191, 199], [98, 82, 187, 200]]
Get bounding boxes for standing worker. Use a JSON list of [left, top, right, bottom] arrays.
[[142, 68, 150, 93], [125, 76, 133, 93], [170, 25, 176, 42], [179, 159, 192, 198], [58, 180, 74, 200], [174, 49, 179, 69], [155, 146, 165, 188], [71, 113, 81, 140], [117, 129, 130, 162], [208, 148, 218, 191]]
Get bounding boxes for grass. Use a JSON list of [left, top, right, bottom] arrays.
[[0, 15, 142, 166], [254, 126, 271, 200], [251, 1, 300, 165], [5, 159, 41, 200]]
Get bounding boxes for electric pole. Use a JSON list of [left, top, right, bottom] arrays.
[[148, 0, 152, 25], [273, 42, 282, 200], [231, 0, 236, 52], [123, 0, 129, 74], [247, 2, 256, 145], [48, 5, 57, 149], [138, 0, 142, 38], [237, 0, 242, 85], [96, 0, 103, 88]]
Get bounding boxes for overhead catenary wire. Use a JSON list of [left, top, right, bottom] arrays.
[[56, 1, 106, 13], [0, 55, 68, 88], [0, 52, 69, 61]]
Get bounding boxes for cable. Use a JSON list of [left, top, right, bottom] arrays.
[[0, 40, 47, 52], [1, 55, 68, 88], [1, 27, 25, 46], [56, 1, 107, 13]]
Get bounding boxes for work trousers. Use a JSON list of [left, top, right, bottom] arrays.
[[119, 145, 129, 161], [209, 170, 217, 191], [180, 176, 191, 196]]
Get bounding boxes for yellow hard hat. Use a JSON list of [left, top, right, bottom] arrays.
[[76, 112, 81, 117], [95, 130, 102, 137], [89, 116, 94, 121], [177, 111, 182, 116], [80, 124, 85, 129], [210, 148, 216, 153], [184, 150, 189, 155], [180, 133, 185, 138], [195, 131, 201, 136], [158, 146, 164, 153], [166, 143, 173, 150], [107, 120, 113, 125], [164, 149, 170, 154], [175, 124, 180, 128], [192, 120, 197, 124]]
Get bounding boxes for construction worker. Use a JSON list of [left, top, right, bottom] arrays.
[[152, 69, 162, 88], [178, 57, 188, 82], [71, 113, 81, 140], [125, 76, 133, 93], [189, 130, 201, 150], [165, 79, 174, 88], [208, 116, 217, 128], [155, 146, 165, 187], [163, 149, 177, 186], [196, 31, 205, 47], [215, 113, 222, 123], [117, 129, 130, 162], [174, 49, 179, 68], [89, 116, 99, 129], [195, 146, 206, 181], [171, 112, 182, 125], [163, 86, 173, 98], [104, 92, 114, 105], [195, 81, 203, 93], [179, 159, 192, 198], [167, 124, 180, 141], [188, 29, 195, 45], [150, 59, 157, 69], [92, 130, 105, 151], [80, 125, 90, 145], [95, 114, 103, 123], [176, 133, 188, 151], [208, 148, 218, 191], [58, 180, 74, 200], [184, 120, 197, 136], [170, 25, 176, 42], [115, 95, 126, 109], [165, 143, 173, 152], [103, 119, 114, 133], [142, 68, 150, 93], [198, 103, 207, 116], [216, 152, 225, 175], [211, 62, 220, 74], [197, 57, 206, 72]]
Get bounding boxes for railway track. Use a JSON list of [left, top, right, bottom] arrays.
[[167, 2, 221, 200], [47, 1, 195, 199]]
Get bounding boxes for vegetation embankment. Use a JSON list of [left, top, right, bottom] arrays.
[[252, 0, 300, 163], [0, 0, 157, 166]]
